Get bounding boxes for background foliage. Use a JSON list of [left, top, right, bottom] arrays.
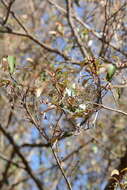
[[0, 0, 127, 190]]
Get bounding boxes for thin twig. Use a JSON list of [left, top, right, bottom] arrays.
[[66, 0, 90, 59], [93, 103, 127, 116], [0, 152, 24, 169], [1, 0, 28, 33], [10, 139, 93, 189], [0, 29, 70, 60], [2, 0, 15, 25], [50, 145, 72, 190], [22, 90, 48, 140]]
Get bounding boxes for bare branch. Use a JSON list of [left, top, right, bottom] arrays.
[[48, 0, 127, 57], [0, 152, 24, 169], [93, 103, 127, 116], [50, 145, 72, 190], [0, 29, 70, 60], [66, 0, 90, 59], [1, 0, 15, 25], [0, 123, 44, 190]]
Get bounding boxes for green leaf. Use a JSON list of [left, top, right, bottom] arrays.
[[106, 64, 116, 82], [7, 56, 16, 74]]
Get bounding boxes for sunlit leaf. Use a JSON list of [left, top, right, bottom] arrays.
[[64, 87, 75, 97], [36, 87, 43, 97], [26, 57, 34, 63], [111, 169, 119, 177], [92, 145, 98, 153], [106, 64, 117, 81], [79, 104, 86, 110]]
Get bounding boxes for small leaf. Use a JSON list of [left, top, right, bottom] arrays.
[[36, 87, 43, 98], [92, 145, 98, 153], [7, 55, 16, 74], [111, 169, 119, 177], [79, 104, 86, 110], [106, 64, 116, 82], [26, 57, 34, 63]]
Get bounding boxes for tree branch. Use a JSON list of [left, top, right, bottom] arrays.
[[66, 0, 90, 59], [50, 144, 72, 190], [0, 123, 44, 190]]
